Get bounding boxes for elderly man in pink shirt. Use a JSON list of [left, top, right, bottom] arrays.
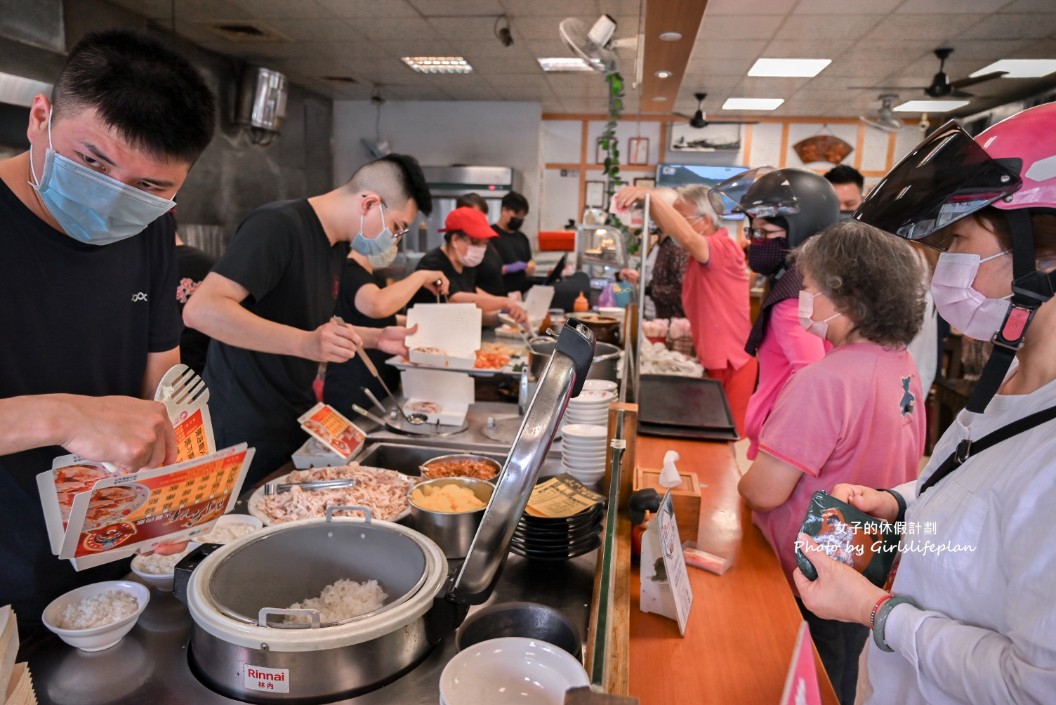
[[615, 184, 755, 433]]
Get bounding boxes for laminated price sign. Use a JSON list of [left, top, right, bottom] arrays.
[[639, 492, 694, 635]]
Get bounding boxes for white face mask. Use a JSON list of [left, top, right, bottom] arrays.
[[930, 250, 1011, 341], [368, 243, 399, 269], [459, 241, 487, 267], [798, 290, 840, 339]]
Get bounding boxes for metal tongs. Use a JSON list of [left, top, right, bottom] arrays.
[[263, 478, 357, 495], [333, 316, 427, 425], [497, 312, 533, 346]]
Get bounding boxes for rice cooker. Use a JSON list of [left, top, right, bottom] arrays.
[[181, 321, 598, 703]]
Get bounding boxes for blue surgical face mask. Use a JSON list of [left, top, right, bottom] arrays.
[[29, 109, 176, 246], [351, 201, 396, 257]]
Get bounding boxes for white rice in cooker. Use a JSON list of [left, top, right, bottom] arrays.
[[285, 579, 387, 625], [57, 590, 139, 629]]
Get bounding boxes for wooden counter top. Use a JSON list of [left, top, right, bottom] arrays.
[[628, 436, 838, 705]]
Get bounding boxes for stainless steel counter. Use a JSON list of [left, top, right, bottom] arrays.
[[28, 400, 597, 704], [28, 550, 596, 705]]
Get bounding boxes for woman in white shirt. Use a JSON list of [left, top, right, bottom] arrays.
[[794, 103, 1056, 704]]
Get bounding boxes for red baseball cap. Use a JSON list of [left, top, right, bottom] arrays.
[[440, 206, 497, 240]]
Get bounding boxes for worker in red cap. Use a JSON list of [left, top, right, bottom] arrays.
[[411, 206, 528, 325]]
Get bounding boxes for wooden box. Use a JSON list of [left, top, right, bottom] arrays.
[[633, 467, 701, 545]]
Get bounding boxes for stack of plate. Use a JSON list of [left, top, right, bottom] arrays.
[[509, 502, 605, 561], [559, 424, 607, 486], [564, 389, 615, 427]]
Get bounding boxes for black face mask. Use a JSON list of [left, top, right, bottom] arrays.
[[747, 237, 788, 275], [506, 216, 524, 231]]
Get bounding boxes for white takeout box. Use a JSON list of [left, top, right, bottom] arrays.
[[524, 285, 555, 330], [401, 369, 474, 426], [405, 303, 481, 369]]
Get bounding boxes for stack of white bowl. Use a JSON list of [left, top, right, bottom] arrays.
[[564, 387, 616, 427], [560, 424, 608, 486]]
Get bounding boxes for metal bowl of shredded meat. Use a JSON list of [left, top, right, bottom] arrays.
[[247, 463, 415, 525]]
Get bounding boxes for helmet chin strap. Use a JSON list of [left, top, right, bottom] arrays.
[[966, 209, 1056, 414]]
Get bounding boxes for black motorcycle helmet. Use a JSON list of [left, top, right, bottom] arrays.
[[738, 168, 840, 248]]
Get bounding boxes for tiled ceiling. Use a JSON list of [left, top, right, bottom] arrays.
[[107, 0, 1056, 120]]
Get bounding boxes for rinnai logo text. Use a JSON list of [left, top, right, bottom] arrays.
[[244, 665, 290, 693]]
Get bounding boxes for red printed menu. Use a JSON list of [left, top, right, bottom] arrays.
[[297, 403, 366, 461], [38, 445, 253, 570]]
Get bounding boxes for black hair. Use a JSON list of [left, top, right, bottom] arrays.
[[373, 155, 430, 216], [824, 165, 865, 190], [52, 29, 215, 164], [456, 192, 489, 214], [501, 191, 529, 214]]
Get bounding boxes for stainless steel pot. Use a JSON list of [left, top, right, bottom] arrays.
[[183, 321, 600, 703], [186, 512, 448, 703], [528, 337, 620, 383]]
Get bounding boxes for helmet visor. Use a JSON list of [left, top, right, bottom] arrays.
[[713, 167, 800, 219], [853, 121, 1021, 250]]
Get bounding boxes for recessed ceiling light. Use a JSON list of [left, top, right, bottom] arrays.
[[971, 59, 1056, 79], [894, 99, 969, 113], [659, 32, 682, 41], [401, 56, 473, 74], [652, 96, 668, 101], [748, 58, 831, 78], [537, 57, 593, 72], [655, 70, 672, 79], [722, 97, 784, 111]]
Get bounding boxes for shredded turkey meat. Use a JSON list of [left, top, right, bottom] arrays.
[[255, 464, 414, 523]]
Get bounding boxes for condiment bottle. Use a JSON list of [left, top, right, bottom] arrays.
[[573, 292, 589, 313]]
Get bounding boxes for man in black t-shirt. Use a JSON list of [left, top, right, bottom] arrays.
[[491, 191, 536, 294], [409, 207, 529, 326], [0, 30, 215, 641], [185, 155, 440, 484], [174, 223, 217, 375]]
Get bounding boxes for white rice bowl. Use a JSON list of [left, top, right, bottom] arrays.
[[43, 580, 150, 652], [194, 514, 263, 544], [130, 544, 197, 591]]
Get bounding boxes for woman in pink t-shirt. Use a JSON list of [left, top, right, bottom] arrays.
[[716, 168, 841, 459], [738, 221, 927, 705]]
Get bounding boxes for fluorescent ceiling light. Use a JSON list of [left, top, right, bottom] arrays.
[[971, 59, 1056, 79], [722, 97, 784, 110], [748, 58, 831, 78], [894, 99, 969, 113], [659, 32, 682, 41], [538, 57, 592, 72], [401, 56, 473, 74]]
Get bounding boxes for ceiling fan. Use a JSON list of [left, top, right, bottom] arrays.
[[852, 47, 1007, 98], [859, 94, 904, 132], [559, 15, 636, 74], [672, 92, 759, 128]]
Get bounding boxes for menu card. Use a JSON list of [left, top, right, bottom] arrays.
[[297, 403, 366, 461], [525, 474, 605, 518], [38, 445, 252, 570], [35, 365, 253, 570]]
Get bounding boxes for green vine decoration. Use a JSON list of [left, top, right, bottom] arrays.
[[599, 71, 624, 200], [598, 71, 639, 254]]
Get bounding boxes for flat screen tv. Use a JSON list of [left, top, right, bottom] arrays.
[[655, 164, 749, 219]]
